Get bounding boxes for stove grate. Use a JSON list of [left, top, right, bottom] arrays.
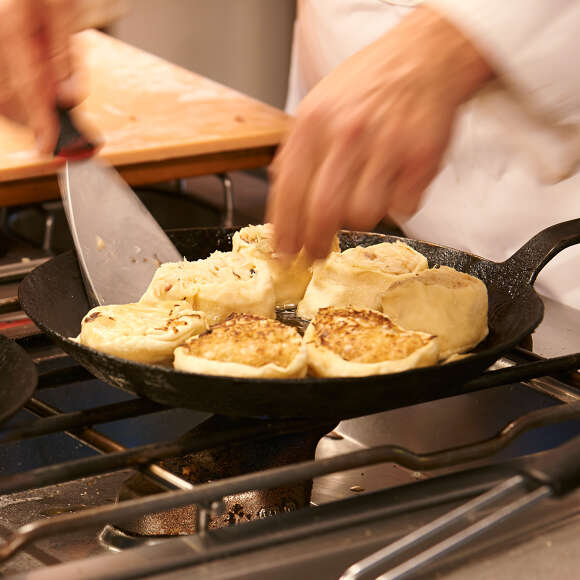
[[0, 347, 579, 572]]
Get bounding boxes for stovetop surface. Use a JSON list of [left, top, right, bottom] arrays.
[[0, 179, 579, 579], [0, 296, 577, 579]]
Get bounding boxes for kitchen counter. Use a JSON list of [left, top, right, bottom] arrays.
[[0, 30, 291, 206]]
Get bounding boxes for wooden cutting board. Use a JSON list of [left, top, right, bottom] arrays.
[[0, 29, 292, 206]]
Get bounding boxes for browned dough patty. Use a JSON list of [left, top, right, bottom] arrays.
[[309, 307, 434, 364], [183, 313, 302, 368]]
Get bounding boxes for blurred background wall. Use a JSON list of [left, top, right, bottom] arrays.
[[111, 0, 296, 109]]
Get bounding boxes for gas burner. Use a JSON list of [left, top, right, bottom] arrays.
[[0, 344, 580, 580], [99, 415, 332, 550]]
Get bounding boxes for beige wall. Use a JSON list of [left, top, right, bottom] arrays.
[[111, 0, 296, 109]]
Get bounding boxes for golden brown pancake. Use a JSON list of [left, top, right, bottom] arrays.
[[304, 306, 438, 377], [173, 313, 307, 378]]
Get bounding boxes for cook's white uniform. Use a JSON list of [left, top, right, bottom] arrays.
[[286, 0, 580, 310]]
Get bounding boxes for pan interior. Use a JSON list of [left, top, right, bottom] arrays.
[[18, 227, 543, 419]]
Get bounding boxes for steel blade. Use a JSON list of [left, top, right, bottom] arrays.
[[60, 159, 182, 306]]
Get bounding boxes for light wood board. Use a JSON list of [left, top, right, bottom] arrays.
[[0, 29, 291, 206]]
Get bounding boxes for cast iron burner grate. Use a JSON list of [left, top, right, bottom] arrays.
[[0, 336, 579, 578]]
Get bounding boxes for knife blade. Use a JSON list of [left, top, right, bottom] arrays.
[[55, 108, 182, 306]]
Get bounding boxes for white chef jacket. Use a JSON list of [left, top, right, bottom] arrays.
[[287, 0, 580, 310]]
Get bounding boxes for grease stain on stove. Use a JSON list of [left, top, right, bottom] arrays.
[[39, 505, 88, 518], [0, 496, 43, 510]]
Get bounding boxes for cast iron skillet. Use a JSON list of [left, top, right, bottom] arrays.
[[0, 336, 37, 425], [18, 219, 580, 419]]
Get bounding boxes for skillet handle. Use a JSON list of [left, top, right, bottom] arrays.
[[501, 218, 580, 286]]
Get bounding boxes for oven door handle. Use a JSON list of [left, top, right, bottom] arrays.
[[340, 432, 580, 580]]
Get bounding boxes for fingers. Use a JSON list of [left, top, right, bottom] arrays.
[[266, 9, 463, 256], [271, 120, 441, 255], [385, 136, 445, 223], [302, 120, 370, 258], [343, 128, 400, 231], [269, 113, 323, 256], [388, 170, 432, 221], [386, 168, 434, 226], [0, 0, 58, 152], [43, 0, 80, 106], [0, 0, 80, 153]]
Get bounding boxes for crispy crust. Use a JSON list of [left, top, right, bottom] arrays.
[[304, 307, 438, 377], [173, 313, 307, 378]]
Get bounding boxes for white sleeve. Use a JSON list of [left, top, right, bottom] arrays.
[[427, 0, 580, 126]]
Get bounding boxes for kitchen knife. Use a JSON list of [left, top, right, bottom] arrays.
[[55, 107, 182, 306]]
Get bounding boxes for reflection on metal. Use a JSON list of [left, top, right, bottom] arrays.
[[0, 257, 50, 284], [524, 376, 580, 403], [341, 475, 528, 579], [496, 351, 580, 403], [24, 397, 193, 493], [41, 209, 56, 254], [374, 483, 550, 580], [218, 173, 234, 228], [0, 291, 578, 575]]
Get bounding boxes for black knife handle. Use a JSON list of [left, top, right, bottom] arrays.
[[53, 106, 96, 160], [522, 433, 580, 496]]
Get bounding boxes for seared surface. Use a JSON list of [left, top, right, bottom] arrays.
[[183, 313, 302, 368], [309, 307, 433, 363]]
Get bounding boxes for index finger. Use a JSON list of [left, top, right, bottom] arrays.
[[268, 114, 323, 256]]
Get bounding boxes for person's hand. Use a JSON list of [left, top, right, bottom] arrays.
[[0, 0, 81, 153], [268, 5, 493, 259]]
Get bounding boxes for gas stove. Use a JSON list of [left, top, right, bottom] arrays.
[[0, 181, 580, 579]]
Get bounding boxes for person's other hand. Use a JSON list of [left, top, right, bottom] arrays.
[[0, 0, 80, 153], [268, 5, 493, 259]]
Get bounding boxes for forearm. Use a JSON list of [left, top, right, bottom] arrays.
[[400, 6, 494, 107]]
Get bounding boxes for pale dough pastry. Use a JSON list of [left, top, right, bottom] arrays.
[[380, 266, 489, 359], [174, 313, 307, 379], [232, 223, 340, 307], [140, 250, 276, 326], [78, 301, 207, 364], [297, 241, 428, 320], [304, 307, 438, 378]]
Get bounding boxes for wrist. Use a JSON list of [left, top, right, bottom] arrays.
[[404, 5, 494, 105]]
